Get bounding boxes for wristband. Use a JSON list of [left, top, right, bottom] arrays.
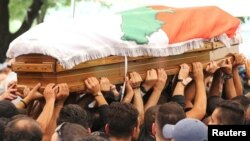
[[20, 100, 27, 108], [223, 74, 233, 80]]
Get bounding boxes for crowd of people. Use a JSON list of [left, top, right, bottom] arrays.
[[0, 53, 250, 141]]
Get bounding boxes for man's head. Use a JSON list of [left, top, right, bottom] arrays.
[[162, 118, 207, 141], [209, 100, 245, 125], [105, 102, 139, 139], [4, 116, 42, 141], [51, 122, 89, 141], [231, 95, 250, 111], [57, 104, 89, 128], [138, 106, 158, 141], [154, 102, 186, 140], [0, 100, 20, 118], [0, 117, 9, 141], [207, 96, 224, 116]]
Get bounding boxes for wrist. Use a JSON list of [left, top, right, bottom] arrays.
[[46, 98, 55, 104], [177, 77, 192, 86], [93, 92, 103, 97], [25, 95, 34, 103], [223, 74, 233, 80], [141, 84, 151, 92], [140, 85, 148, 93]]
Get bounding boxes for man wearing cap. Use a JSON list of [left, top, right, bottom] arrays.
[[162, 118, 208, 141]]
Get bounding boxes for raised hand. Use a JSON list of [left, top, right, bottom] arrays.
[[192, 62, 204, 81], [221, 58, 233, 75], [245, 59, 250, 79], [154, 68, 167, 92], [129, 72, 142, 89], [85, 77, 101, 95], [206, 61, 219, 74], [100, 77, 111, 91], [43, 83, 57, 102], [3, 81, 18, 100], [56, 83, 69, 105], [233, 53, 246, 68], [22, 83, 43, 101], [178, 63, 190, 80], [142, 69, 158, 92]]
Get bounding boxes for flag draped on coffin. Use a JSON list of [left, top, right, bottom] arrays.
[[7, 5, 241, 69]]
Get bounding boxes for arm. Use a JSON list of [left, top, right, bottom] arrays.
[[184, 81, 195, 109], [144, 68, 167, 111], [173, 64, 191, 108], [232, 53, 245, 96], [209, 70, 223, 97], [16, 83, 43, 109], [85, 77, 108, 129], [141, 69, 157, 93], [186, 62, 206, 120], [85, 77, 108, 107], [36, 83, 57, 133], [43, 83, 69, 141], [221, 58, 237, 99], [122, 77, 134, 103], [204, 61, 222, 97], [232, 67, 243, 96], [130, 72, 144, 125], [245, 59, 250, 86], [0, 82, 17, 101]]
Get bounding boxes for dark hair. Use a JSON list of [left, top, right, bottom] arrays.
[[4, 116, 42, 141], [138, 106, 158, 141], [106, 102, 138, 138], [57, 122, 89, 141], [156, 102, 186, 137], [207, 96, 224, 116], [216, 100, 245, 125], [57, 104, 89, 128], [0, 100, 19, 118], [0, 117, 9, 141], [79, 135, 109, 141], [231, 96, 250, 111]]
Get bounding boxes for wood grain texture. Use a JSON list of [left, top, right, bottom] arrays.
[[13, 43, 239, 92]]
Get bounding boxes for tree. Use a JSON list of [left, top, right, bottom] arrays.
[[0, 0, 110, 63], [0, 0, 44, 63]]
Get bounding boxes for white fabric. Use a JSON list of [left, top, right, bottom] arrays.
[[0, 72, 17, 94], [7, 15, 240, 69], [7, 15, 170, 69]]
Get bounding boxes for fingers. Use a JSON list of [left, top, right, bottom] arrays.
[[192, 62, 204, 81], [129, 72, 142, 89], [30, 83, 41, 93], [7, 81, 17, 89], [43, 83, 56, 101], [84, 77, 101, 94], [179, 63, 190, 79]]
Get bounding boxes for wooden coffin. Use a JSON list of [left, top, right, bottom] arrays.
[[12, 42, 239, 92]]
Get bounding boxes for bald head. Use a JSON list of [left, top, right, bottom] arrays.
[[4, 116, 42, 141]]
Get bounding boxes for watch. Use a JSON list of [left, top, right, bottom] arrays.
[[223, 74, 233, 80], [177, 77, 192, 86]]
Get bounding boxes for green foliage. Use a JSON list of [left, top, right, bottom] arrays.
[[8, 0, 33, 22]]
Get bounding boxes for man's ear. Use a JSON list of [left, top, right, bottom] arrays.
[[105, 124, 110, 135], [152, 122, 156, 136], [132, 126, 139, 139], [88, 128, 91, 134]]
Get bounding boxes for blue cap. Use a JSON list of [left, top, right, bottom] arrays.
[[162, 118, 208, 141]]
